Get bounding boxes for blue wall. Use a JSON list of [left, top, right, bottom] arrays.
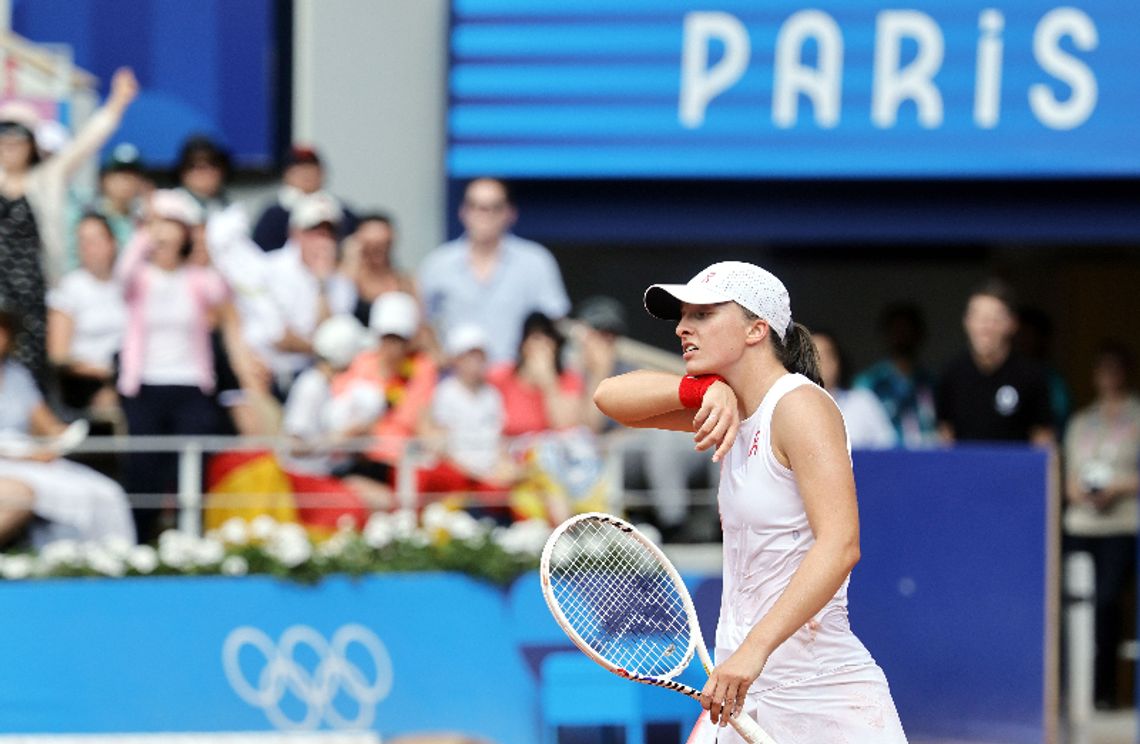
[[0, 447, 1054, 742]]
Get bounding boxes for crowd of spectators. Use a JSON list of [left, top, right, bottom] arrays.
[[2, 75, 1139, 693], [0, 73, 615, 549]]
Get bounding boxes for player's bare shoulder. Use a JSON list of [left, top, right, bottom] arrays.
[[771, 382, 847, 463]]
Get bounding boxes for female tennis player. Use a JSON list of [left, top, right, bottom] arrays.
[[593, 261, 907, 742]]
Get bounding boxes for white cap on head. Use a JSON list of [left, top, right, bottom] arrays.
[[643, 261, 792, 340], [289, 192, 343, 231], [150, 189, 204, 226], [369, 291, 420, 339], [446, 323, 489, 358], [313, 314, 367, 370]]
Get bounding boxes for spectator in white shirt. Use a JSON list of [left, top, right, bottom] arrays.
[[813, 330, 897, 449], [0, 308, 135, 549], [279, 314, 383, 531], [46, 213, 126, 414], [418, 324, 518, 514], [418, 178, 570, 364], [265, 193, 357, 392]]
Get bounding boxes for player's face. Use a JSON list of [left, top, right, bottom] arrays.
[[963, 294, 1015, 359], [675, 302, 747, 375]]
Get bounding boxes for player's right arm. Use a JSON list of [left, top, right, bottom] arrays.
[[594, 370, 740, 461]]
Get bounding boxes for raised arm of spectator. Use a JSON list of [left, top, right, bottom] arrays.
[[113, 228, 154, 292], [30, 68, 138, 283], [576, 324, 619, 433], [520, 332, 583, 430], [42, 68, 138, 182]]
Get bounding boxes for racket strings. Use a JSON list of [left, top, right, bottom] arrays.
[[547, 519, 691, 678]]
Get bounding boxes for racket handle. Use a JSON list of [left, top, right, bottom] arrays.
[[730, 710, 779, 744]]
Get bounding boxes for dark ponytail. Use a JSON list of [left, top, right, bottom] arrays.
[[772, 322, 823, 386]]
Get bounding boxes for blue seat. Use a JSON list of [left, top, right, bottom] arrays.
[[511, 571, 708, 742], [540, 651, 702, 744]]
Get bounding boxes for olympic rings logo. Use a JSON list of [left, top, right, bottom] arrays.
[[222, 624, 394, 730]]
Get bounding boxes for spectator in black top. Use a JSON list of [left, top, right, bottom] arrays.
[[174, 134, 232, 219], [251, 144, 357, 252], [936, 279, 1055, 445], [1015, 304, 1073, 435]]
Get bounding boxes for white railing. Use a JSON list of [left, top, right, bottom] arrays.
[[64, 432, 720, 536]]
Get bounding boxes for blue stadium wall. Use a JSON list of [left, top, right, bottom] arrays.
[[0, 448, 1057, 743]]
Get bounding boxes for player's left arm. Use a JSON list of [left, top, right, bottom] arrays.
[[703, 385, 860, 722]]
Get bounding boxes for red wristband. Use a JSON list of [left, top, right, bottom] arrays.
[[678, 374, 726, 409]]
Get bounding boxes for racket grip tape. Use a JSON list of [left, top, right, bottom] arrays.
[[730, 710, 779, 744]]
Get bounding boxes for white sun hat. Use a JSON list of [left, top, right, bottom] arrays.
[[313, 314, 368, 370], [643, 260, 792, 340], [445, 323, 489, 357], [369, 291, 420, 340], [149, 189, 205, 226], [289, 191, 343, 231]]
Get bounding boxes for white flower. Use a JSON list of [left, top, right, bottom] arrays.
[[317, 531, 352, 559], [363, 518, 394, 549], [266, 523, 312, 568], [126, 545, 159, 574], [335, 514, 358, 533], [249, 514, 278, 541], [157, 530, 194, 569], [442, 510, 483, 542], [192, 537, 226, 567], [409, 532, 430, 548], [221, 555, 249, 577], [390, 509, 418, 540], [422, 503, 450, 533], [39, 539, 82, 568], [84, 544, 126, 577], [0, 554, 34, 580], [494, 519, 552, 556], [219, 517, 250, 546], [101, 536, 134, 560]]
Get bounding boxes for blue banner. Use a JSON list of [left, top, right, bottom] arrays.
[[448, 0, 1140, 178], [0, 574, 540, 743], [12, 0, 279, 169]]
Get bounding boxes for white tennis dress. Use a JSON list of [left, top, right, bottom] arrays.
[[690, 373, 907, 743]]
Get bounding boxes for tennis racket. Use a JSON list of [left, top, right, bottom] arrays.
[[540, 512, 777, 744]]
